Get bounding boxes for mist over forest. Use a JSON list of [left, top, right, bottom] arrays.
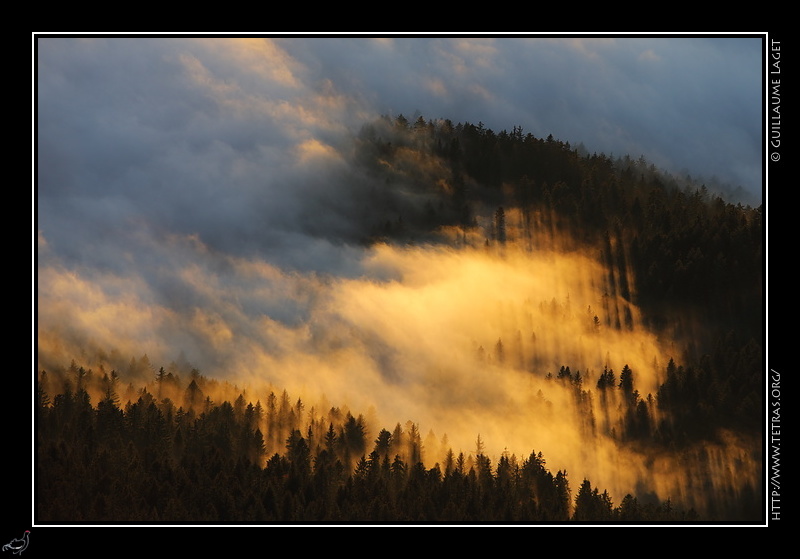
[[35, 36, 764, 526]]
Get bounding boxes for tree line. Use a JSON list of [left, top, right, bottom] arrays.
[[36, 364, 698, 523]]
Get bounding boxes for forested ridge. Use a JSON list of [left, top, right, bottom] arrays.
[[359, 115, 761, 337], [35, 115, 763, 524], [355, 114, 763, 440]]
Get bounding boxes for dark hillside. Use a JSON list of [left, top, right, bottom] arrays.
[[353, 115, 763, 439]]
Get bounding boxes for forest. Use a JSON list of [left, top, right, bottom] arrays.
[[35, 114, 764, 524], [36, 365, 704, 523]]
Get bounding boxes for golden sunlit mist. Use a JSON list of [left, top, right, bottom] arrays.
[[36, 213, 765, 519]]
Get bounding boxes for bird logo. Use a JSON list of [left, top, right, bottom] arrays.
[[2, 531, 29, 555]]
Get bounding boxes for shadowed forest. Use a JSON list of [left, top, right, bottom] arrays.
[[36, 114, 763, 524]]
